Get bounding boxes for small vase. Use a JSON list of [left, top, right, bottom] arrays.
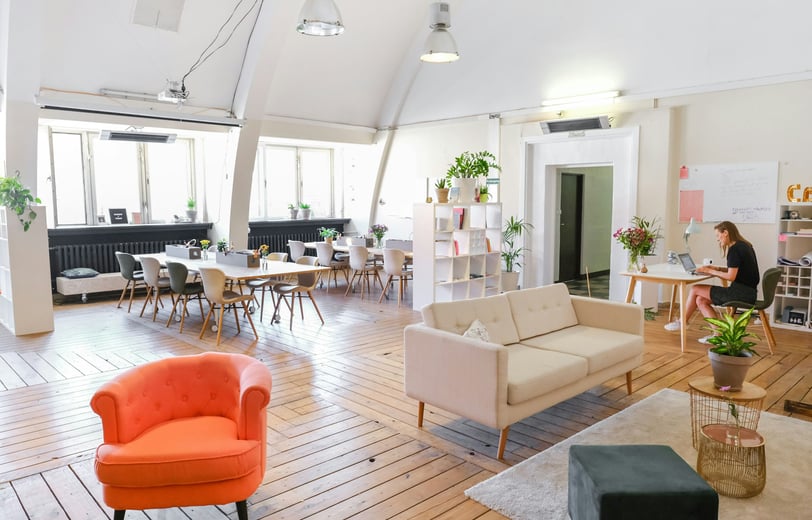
[[725, 419, 741, 446], [376, 236, 384, 249], [628, 253, 641, 272], [202, 250, 208, 261]]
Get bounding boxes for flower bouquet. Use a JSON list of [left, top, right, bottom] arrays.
[[369, 224, 388, 248], [612, 216, 661, 271]]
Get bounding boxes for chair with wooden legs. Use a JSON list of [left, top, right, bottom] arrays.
[[246, 252, 288, 321], [114, 251, 145, 312], [288, 240, 306, 262], [198, 267, 258, 346], [139, 257, 172, 322], [720, 266, 781, 355], [315, 241, 349, 292], [164, 261, 206, 334], [271, 256, 325, 330], [378, 248, 412, 307], [345, 245, 383, 300]]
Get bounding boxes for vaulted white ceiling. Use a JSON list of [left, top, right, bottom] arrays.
[[19, 0, 812, 130]]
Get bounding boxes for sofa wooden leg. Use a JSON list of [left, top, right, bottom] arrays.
[[236, 499, 248, 520], [626, 371, 633, 394], [417, 401, 425, 427], [114, 510, 126, 520], [497, 426, 510, 459]]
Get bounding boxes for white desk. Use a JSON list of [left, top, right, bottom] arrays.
[[303, 241, 414, 258], [139, 253, 329, 282], [621, 263, 715, 352]]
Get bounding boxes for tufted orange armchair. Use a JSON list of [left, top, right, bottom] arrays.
[[90, 352, 271, 520]]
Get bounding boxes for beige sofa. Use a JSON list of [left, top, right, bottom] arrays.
[[403, 283, 644, 459]]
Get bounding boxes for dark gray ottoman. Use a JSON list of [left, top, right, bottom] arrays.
[[568, 444, 718, 520]]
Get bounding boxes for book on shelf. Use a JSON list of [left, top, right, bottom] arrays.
[[486, 237, 492, 252], [453, 240, 459, 255], [453, 208, 464, 230]]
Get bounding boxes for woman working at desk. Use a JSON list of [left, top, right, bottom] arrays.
[[664, 221, 760, 343]]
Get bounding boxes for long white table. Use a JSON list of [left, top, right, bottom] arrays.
[[303, 241, 414, 258], [621, 262, 716, 352], [139, 252, 329, 282]]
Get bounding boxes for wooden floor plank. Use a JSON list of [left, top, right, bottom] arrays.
[[0, 290, 808, 519]]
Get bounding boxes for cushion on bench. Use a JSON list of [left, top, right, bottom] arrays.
[[61, 267, 99, 279]]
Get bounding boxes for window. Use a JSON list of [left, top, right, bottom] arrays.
[[40, 126, 196, 226], [249, 144, 336, 219]]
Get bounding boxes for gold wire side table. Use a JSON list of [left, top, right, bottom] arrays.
[[689, 377, 766, 449], [696, 424, 766, 498]]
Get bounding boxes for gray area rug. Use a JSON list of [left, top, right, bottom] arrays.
[[465, 388, 812, 519]]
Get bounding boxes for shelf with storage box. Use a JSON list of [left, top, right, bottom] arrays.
[[0, 205, 54, 335], [773, 203, 812, 331], [413, 202, 502, 310]]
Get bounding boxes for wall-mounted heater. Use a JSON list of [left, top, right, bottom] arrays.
[[99, 130, 177, 143], [540, 116, 610, 134]]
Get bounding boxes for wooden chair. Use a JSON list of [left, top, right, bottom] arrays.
[[198, 267, 258, 345], [90, 352, 271, 520], [246, 252, 288, 321], [721, 267, 782, 355], [271, 256, 325, 330], [114, 251, 145, 312], [345, 245, 383, 300], [139, 256, 171, 322], [164, 260, 206, 333], [315, 241, 349, 291], [378, 248, 412, 307]]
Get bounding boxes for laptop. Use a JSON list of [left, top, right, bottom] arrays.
[[677, 252, 699, 274]]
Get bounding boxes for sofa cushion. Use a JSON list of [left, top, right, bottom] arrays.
[[505, 344, 588, 405], [520, 325, 643, 374], [95, 416, 261, 487], [421, 295, 520, 345], [506, 284, 578, 340]]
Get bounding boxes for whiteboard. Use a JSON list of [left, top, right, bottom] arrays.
[[678, 162, 778, 224]]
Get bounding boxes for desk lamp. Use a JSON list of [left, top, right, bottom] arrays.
[[683, 217, 701, 252]]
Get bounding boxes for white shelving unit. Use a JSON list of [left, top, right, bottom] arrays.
[[413, 202, 502, 310], [773, 202, 812, 332], [0, 205, 54, 335]]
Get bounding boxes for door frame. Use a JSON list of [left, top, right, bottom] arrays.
[[557, 172, 584, 282], [519, 127, 640, 301]]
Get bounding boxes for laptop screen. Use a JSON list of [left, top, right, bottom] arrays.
[[678, 252, 697, 272]]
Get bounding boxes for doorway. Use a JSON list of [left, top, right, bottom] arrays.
[[557, 173, 583, 282]]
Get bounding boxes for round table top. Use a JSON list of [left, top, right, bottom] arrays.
[[701, 424, 765, 447], [689, 376, 766, 401]]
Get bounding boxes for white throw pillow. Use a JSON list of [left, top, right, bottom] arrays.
[[463, 319, 490, 342]]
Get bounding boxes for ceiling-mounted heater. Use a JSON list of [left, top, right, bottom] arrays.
[[99, 130, 177, 143], [540, 116, 610, 134]]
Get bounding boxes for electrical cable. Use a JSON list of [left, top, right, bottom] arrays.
[[230, 0, 264, 116]]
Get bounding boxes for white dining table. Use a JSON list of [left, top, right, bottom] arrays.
[[138, 252, 329, 282]]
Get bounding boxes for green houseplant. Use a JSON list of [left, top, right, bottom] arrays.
[[434, 178, 450, 203], [185, 197, 197, 222], [318, 226, 339, 243], [288, 203, 299, 219], [446, 151, 501, 203], [478, 185, 489, 203], [299, 202, 312, 220], [0, 172, 41, 231], [704, 307, 760, 390], [501, 216, 533, 291]]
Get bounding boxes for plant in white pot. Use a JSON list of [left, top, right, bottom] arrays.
[[704, 307, 761, 391], [501, 216, 533, 292], [446, 151, 501, 202], [185, 197, 197, 222]]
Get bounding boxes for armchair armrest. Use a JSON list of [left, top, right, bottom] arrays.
[[570, 295, 644, 336], [237, 360, 272, 441], [403, 324, 508, 428]]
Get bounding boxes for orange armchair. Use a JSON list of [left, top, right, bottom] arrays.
[[90, 352, 271, 520]]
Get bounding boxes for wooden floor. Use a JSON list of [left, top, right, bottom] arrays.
[[0, 285, 810, 519]]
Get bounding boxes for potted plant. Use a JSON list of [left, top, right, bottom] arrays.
[[434, 178, 450, 203], [446, 151, 501, 202], [501, 216, 533, 291], [185, 198, 197, 222], [318, 226, 339, 244], [704, 308, 761, 391], [288, 203, 299, 220], [0, 172, 41, 231], [478, 184, 489, 203], [216, 237, 229, 253], [200, 239, 211, 260], [299, 202, 312, 220]]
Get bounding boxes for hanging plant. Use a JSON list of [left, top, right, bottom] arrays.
[[0, 171, 41, 231]]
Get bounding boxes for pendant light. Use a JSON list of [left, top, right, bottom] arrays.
[[420, 3, 459, 63], [296, 0, 344, 36]]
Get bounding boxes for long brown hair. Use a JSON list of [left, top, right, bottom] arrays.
[[713, 221, 752, 254]]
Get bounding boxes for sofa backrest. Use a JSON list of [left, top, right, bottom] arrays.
[[420, 294, 520, 345], [506, 283, 578, 340]]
